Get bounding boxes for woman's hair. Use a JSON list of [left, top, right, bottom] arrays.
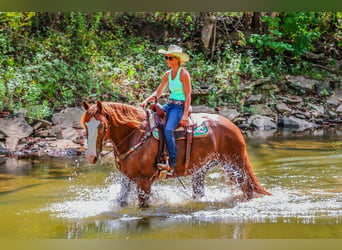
[[177, 57, 184, 66]]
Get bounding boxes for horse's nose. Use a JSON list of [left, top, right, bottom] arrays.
[[86, 154, 98, 164]]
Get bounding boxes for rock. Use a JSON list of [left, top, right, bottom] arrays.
[[316, 82, 331, 97], [328, 110, 337, 118], [33, 122, 43, 130], [248, 115, 277, 130], [192, 105, 216, 114], [292, 110, 311, 119], [238, 123, 250, 130], [336, 104, 342, 115], [260, 84, 280, 92], [278, 95, 303, 104], [335, 89, 342, 102], [0, 144, 10, 156], [276, 103, 291, 113], [33, 119, 52, 129], [304, 51, 325, 60], [51, 107, 84, 129], [0, 116, 33, 151], [307, 103, 325, 117], [0, 155, 7, 165], [245, 129, 277, 138], [241, 77, 272, 90], [61, 127, 79, 141], [249, 104, 274, 116], [37, 118, 53, 127], [49, 124, 63, 138], [280, 116, 317, 129], [218, 108, 240, 121], [35, 128, 50, 138], [46, 139, 81, 151], [286, 76, 320, 93], [245, 94, 262, 104], [326, 96, 340, 106]]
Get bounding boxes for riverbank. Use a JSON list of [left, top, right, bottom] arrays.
[[0, 75, 341, 163]]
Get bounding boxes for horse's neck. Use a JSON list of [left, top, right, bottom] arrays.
[[109, 122, 146, 153]]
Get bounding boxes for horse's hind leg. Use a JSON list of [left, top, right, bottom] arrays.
[[222, 163, 255, 200], [117, 174, 133, 207], [191, 161, 217, 199], [222, 163, 248, 198]]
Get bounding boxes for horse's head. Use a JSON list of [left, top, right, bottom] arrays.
[[81, 101, 110, 164]]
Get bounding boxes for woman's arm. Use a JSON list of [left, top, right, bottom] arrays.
[[141, 72, 169, 107], [179, 68, 191, 126]]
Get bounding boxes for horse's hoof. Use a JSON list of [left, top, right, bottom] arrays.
[[192, 193, 204, 200], [139, 203, 150, 209], [120, 201, 128, 207], [117, 199, 128, 207]]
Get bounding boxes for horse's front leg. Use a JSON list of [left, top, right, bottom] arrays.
[[135, 177, 152, 208], [117, 174, 133, 207]]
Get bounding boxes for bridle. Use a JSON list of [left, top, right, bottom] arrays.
[[87, 110, 154, 166]]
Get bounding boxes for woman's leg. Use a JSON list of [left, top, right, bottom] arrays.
[[164, 104, 183, 168]]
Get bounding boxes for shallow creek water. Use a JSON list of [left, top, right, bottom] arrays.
[[0, 129, 341, 239]]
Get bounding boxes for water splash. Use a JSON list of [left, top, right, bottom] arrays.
[[47, 178, 341, 225]]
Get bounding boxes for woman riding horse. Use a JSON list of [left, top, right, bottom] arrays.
[[81, 100, 271, 208], [141, 45, 191, 175]]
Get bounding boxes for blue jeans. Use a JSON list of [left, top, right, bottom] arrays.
[[163, 103, 184, 168]]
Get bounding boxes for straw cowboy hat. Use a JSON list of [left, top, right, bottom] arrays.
[[158, 44, 190, 62]]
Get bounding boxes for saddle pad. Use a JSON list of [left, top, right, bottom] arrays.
[[152, 120, 209, 141]]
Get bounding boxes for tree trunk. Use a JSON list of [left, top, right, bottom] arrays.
[[241, 12, 253, 29], [251, 12, 262, 31], [200, 12, 217, 56], [264, 12, 277, 33]]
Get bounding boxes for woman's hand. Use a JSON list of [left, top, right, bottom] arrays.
[[140, 95, 158, 108], [140, 100, 148, 108], [179, 115, 188, 126]]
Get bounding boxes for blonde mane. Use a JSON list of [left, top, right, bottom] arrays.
[[81, 102, 146, 129]]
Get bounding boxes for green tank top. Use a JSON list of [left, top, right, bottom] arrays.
[[168, 67, 185, 101]]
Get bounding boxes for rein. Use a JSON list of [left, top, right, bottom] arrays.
[[107, 110, 155, 164]]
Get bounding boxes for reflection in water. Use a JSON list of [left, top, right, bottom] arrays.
[[0, 129, 341, 238]]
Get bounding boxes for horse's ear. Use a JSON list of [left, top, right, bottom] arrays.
[[82, 101, 90, 110], [96, 101, 104, 113]]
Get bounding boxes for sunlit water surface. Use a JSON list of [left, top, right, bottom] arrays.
[[0, 129, 341, 239]]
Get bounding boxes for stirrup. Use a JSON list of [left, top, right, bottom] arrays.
[[157, 163, 174, 175]]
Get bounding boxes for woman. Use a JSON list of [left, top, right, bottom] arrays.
[[141, 45, 191, 175]]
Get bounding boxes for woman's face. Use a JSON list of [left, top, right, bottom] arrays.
[[165, 54, 180, 67]]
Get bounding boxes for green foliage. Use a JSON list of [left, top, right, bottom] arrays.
[[0, 12, 339, 120], [0, 12, 35, 30], [249, 12, 322, 57]]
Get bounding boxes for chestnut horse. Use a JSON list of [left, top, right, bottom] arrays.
[[81, 101, 270, 207]]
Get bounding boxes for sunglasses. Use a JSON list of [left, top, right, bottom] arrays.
[[165, 56, 175, 61]]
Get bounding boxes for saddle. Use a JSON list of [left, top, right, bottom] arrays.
[[148, 103, 208, 174]]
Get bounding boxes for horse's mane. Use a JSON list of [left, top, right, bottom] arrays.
[[81, 102, 146, 129]]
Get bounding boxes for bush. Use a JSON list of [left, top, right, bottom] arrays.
[[0, 12, 339, 120]]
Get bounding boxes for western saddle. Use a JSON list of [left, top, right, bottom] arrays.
[[149, 100, 194, 175]]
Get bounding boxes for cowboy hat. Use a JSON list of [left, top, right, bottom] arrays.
[[158, 44, 190, 62]]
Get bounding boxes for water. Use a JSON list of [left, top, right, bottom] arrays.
[[0, 129, 341, 239]]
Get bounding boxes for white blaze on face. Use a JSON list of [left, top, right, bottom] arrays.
[[85, 118, 101, 157]]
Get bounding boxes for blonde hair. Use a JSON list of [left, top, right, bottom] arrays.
[[176, 57, 185, 66]]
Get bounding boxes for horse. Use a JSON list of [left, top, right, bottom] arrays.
[[81, 100, 271, 208]]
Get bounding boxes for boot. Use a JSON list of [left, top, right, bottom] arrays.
[[157, 158, 174, 175]]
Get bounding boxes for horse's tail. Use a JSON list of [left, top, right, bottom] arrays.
[[243, 151, 271, 198]]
